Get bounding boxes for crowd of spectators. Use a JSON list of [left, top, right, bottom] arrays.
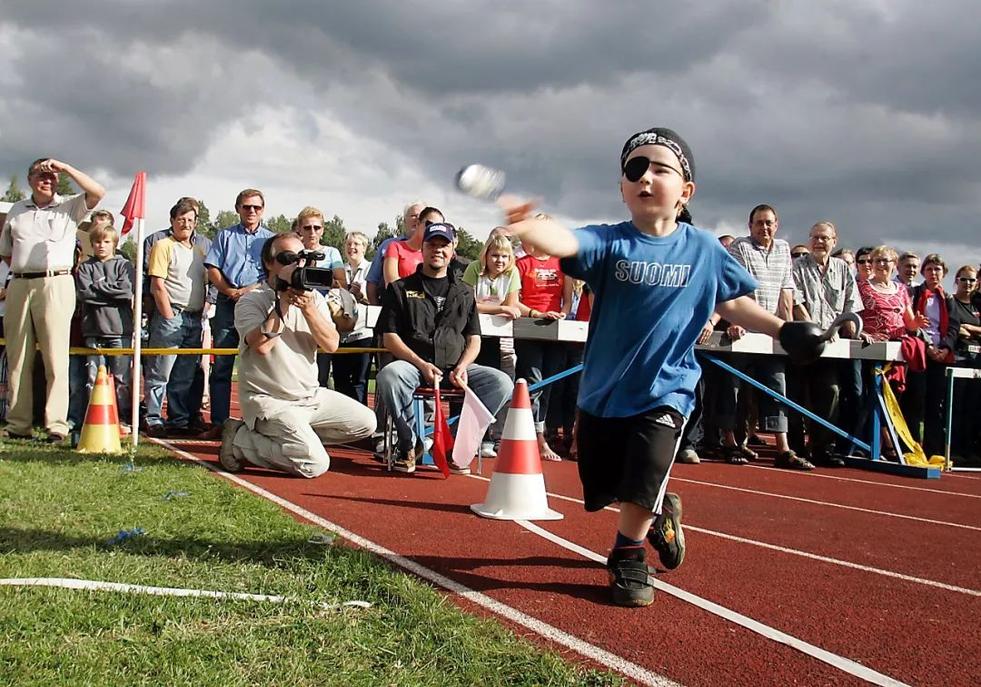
[[2, 158, 979, 467]]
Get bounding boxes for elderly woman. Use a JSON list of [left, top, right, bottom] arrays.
[[856, 246, 930, 458], [857, 246, 927, 343], [946, 265, 981, 463], [326, 231, 373, 404]]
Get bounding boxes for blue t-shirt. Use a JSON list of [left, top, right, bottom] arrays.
[[204, 223, 275, 288], [365, 236, 405, 286], [317, 245, 343, 270], [560, 221, 757, 418]]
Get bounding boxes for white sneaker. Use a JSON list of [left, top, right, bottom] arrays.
[[677, 448, 701, 464], [480, 441, 497, 458]]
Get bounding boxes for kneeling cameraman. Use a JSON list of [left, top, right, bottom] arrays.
[[219, 233, 376, 477]]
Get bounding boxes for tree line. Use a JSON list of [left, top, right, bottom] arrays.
[[3, 174, 485, 262]]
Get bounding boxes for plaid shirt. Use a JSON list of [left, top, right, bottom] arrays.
[[791, 254, 862, 329], [728, 236, 794, 315]]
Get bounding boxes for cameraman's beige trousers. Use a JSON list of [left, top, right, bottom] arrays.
[[231, 387, 376, 478]]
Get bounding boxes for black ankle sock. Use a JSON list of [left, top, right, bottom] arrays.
[[614, 531, 644, 549]]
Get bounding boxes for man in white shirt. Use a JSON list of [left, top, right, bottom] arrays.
[[789, 221, 862, 466], [720, 204, 812, 470], [0, 158, 105, 441]]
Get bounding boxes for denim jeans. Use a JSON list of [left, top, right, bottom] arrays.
[[375, 360, 513, 452], [514, 339, 566, 433], [145, 309, 203, 428], [84, 336, 132, 421], [67, 350, 89, 431], [209, 296, 238, 425], [332, 337, 372, 404], [716, 354, 788, 434]]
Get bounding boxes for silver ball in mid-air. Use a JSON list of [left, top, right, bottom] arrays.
[[455, 164, 506, 200]]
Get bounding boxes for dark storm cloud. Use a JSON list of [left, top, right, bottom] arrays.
[[1, 1, 978, 255]]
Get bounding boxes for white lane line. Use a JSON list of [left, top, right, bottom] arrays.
[[741, 464, 981, 499], [672, 478, 981, 532], [0, 577, 369, 609], [520, 521, 910, 687], [476, 476, 981, 596], [682, 526, 980, 597], [155, 440, 680, 687]]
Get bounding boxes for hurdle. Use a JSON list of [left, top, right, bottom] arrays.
[[944, 366, 981, 472]]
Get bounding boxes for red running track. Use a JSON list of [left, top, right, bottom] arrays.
[[165, 421, 981, 687]]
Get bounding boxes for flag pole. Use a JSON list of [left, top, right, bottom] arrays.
[[131, 215, 145, 449]]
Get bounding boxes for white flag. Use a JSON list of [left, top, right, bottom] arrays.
[[451, 386, 495, 468]]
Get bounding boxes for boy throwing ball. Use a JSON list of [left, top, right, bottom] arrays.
[[502, 127, 823, 606]]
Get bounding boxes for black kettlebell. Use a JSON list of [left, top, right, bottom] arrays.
[[779, 321, 826, 365]]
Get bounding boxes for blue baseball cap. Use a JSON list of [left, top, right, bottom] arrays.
[[423, 222, 456, 244]]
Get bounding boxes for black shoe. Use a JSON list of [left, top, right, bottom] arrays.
[[3, 431, 34, 441], [811, 449, 845, 467], [648, 493, 686, 570], [144, 424, 168, 438], [45, 433, 66, 445], [607, 546, 655, 607]]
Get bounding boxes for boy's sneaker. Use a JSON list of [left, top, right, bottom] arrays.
[[218, 419, 245, 472], [607, 546, 655, 607], [648, 492, 685, 571], [449, 463, 471, 475], [480, 441, 497, 458]]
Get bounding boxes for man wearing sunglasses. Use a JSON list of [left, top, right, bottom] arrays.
[[204, 189, 275, 435], [0, 158, 105, 443], [218, 232, 376, 478]]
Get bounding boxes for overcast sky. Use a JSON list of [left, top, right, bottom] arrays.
[[1, 1, 979, 270]]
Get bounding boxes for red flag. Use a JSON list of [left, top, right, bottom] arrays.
[[431, 385, 454, 479], [119, 171, 147, 236]]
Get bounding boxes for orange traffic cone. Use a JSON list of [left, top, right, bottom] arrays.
[[471, 379, 563, 521], [76, 365, 122, 454]]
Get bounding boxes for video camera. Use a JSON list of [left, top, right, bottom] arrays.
[[273, 249, 334, 292]]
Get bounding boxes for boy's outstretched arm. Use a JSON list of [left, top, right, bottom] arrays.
[[501, 197, 579, 258], [716, 296, 783, 339], [718, 295, 829, 364]]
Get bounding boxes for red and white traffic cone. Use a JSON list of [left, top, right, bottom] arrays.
[[471, 379, 563, 521], [76, 365, 123, 454]]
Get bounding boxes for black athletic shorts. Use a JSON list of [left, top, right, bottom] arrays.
[[576, 406, 685, 513]]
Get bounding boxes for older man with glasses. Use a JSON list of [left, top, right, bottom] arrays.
[[788, 221, 862, 466], [203, 188, 275, 435], [0, 158, 105, 442]]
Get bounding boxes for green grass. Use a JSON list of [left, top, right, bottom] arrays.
[[0, 440, 621, 687]]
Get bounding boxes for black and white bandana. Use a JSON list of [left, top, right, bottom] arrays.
[[620, 127, 695, 182]]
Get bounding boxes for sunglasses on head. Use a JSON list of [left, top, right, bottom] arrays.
[[622, 156, 682, 183]]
